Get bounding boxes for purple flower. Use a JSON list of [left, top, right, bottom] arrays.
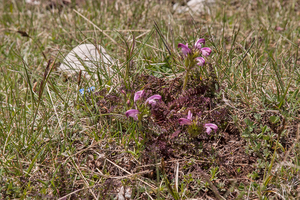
[[179, 110, 193, 125], [195, 57, 205, 66], [195, 38, 205, 50], [187, 110, 192, 120], [204, 123, 218, 134], [201, 47, 212, 57], [178, 43, 191, 56], [179, 118, 192, 125], [134, 90, 144, 102], [125, 109, 139, 121], [145, 94, 162, 106]]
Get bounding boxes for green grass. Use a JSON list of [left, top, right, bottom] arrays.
[[1, 0, 300, 199]]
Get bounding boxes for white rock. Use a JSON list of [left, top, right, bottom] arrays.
[[173, 0, 215, 14], [58, 44, 114, 80], [25, 0, 41, 5]]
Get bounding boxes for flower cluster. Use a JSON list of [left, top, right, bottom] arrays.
[[125, 90, 218, 135], [179, 110, 218, 135], [79, 86, 95, 95], [178, 38, 212, 66], [178, 38, 212, 92], [125, 90, 162, 121]]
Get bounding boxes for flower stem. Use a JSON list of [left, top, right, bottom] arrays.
[[182, 58, 194, 92], [182, 68, 190, 92]]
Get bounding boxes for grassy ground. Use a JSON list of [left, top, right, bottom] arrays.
[[1, 0, 300, 199]]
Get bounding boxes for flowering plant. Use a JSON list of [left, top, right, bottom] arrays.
[[178, 38, 212, 91], [134, 90, 144, 102], [179, 110, 218, 136], [125, 90, 162, 121], [179, 110, 193, 125], [125, 109, 139, 121], [79, 86, 95, 95], [125, 90, 218, 137]]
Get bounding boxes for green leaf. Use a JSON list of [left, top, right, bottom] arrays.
[[269, 116, 280, 124], [244, 118, 254, 126]]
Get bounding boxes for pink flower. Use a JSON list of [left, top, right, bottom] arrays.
[[195, 57, 205, 66], [201, 47, 212, 57], [195, 38, 205, 50], [134, 90, 144, 102], [178, 43, 191, 56], [179, 118, 192, 125], [187, 110, 192, 120], [204, 123, 218, 134], [125, 109, 139, 121], [145, 94, 162, 106], [179, 110, 193, 125]]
